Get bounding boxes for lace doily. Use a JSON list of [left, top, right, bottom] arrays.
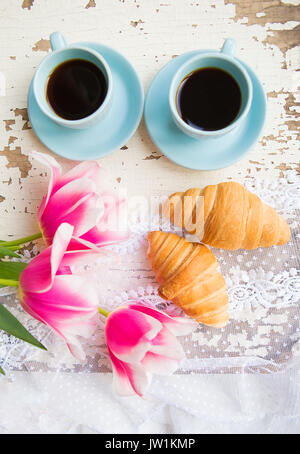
[[0, 175, 299, 377]]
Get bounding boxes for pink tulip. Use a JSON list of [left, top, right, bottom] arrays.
[[19, 223, 100, 360], [105, 301, 196, 396], [31, 151, 128, 248]]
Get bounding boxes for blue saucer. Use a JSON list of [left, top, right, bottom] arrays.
[[144, 50, 266, 170], [28, 42, 144, 161]]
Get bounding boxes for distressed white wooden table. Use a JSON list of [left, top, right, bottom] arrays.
[[0, 0, 299, 239], [0, 0, 299, 434]]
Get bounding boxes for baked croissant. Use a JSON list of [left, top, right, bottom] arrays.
[[162, 182, 290, 250], [147, 231, 229, 327]]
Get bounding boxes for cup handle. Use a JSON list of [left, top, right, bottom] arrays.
[[50, 32, 67, 51], [221, 38, 237, 56]]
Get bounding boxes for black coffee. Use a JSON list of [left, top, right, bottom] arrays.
[[176, 67, 241, 131], [46, 59, 107, 120]]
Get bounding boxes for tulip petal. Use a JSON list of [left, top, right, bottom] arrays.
[[57, 194, 102, 238], [82, 224, 129, 247], [122, 362, 150, 397], [51, 223, 74, 284], [64, 335, 86, 361], [109, 348, 150, 397], [149, 326, 185, 361], [166, 316, 197, 336], [82, 193, 129, 246], [128, 301, 197, 337], [30, 151, 62, 218], [141, 351, 179, 375], [19, 247, 51, 294], [45, 177, 98, 214], [21, 275, 98, 316], [32, 152, 128, 249], [66, 236, 103, 252], [108, 349, 137, 396], [40, 178, 103, 243], [19, 295, 46, 325], [66, 335, 90, 362], [20, 274, 98, 360], [20, 223, 73, 293], [106, 307, 162, 363], [56, 161, 102, 193]]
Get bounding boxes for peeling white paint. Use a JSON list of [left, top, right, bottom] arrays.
[[268, 21, 299, 30], [256, 12, 266, 18], [0, 0, 299, 238], [280, 0, 300, 6]]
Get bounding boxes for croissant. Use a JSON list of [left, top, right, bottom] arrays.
[[162, 181, 290, 250], [147, 231, 229, 327]]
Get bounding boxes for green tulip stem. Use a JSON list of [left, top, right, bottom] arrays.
[[0, 279, 19, 287], [0, 232, 42, 248]]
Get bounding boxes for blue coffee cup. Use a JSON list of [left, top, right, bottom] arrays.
[[32, 32, 113, 129], [169, 38, 253, 139]]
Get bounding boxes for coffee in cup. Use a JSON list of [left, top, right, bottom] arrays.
[[46, 59, 108, 121], [169, 38, 253, 139], [176, 67, 242, 131], [32, 32, 113, 129]]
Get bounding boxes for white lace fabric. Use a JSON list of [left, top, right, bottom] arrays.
[[0, 175, 299, 433]]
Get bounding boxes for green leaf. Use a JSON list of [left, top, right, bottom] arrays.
[[0, 246, 20, 258], [0, 261, 27, 287], [0, 304, 47, 351], [5, 245, 22, 252], [0, 365, 5, 375]]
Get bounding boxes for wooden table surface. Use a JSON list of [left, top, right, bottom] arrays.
[[0, 0, 299, 238]]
